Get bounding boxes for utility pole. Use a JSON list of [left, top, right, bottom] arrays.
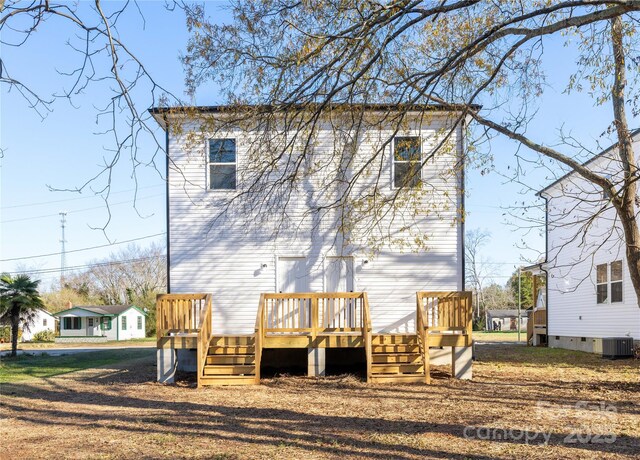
[[517, 266, 522, 342], [60, 212, 67, 286]]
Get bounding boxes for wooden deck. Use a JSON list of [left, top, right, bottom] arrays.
[[157, 291, 473, 387]]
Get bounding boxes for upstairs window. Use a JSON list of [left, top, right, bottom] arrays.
[[610, 260, 623, 303], [393, 137, 422, 188], [209, 139, 237, 190], [596, 261, 623, 304]]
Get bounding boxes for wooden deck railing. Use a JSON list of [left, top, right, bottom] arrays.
[[156, 293, 211, 340], [259, 292, 369, 337], [533, 308, 547, 327], [362, 293, 372, 382], [156, 293, 212, 388], [416, 295, 430, 384], [196, 296, 212, 388], [417, 291, 473, 335], [254, 294, 265, 384]]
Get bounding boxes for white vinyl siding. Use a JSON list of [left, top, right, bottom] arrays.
[[543, 137, 640, 340], [167, 115, 463, 334]]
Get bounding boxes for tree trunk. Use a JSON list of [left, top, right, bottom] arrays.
[[10, 307, 20, 357], [610, 17, 640, 308]]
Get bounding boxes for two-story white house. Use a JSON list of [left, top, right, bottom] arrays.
[[538, 130, 640, 354], [151, 105, 474, 386]]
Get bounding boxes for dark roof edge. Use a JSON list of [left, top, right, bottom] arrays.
[[537, 128, 640, 196], [149, 103, 481, 115]]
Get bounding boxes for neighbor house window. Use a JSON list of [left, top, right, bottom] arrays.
[[43, 318, 47, 327], [393, 137, 421, 188], [597, 261, 623, 304], [121, 316, 127, 330], [63, 317, 81, 330], [137, 316, 143, 330], [101, 317, 112, 331], [209, 139, 236, 190]]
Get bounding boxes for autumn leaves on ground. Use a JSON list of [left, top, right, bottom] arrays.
[[1, 345, 638, 460]]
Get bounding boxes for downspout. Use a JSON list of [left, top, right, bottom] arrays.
[[116, 315, 119, 341], [460, 119, 466, 292], [538, 192, 550, 346], [165, 117, 171, 294]]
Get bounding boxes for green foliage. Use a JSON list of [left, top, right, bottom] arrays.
[[0, 274, 45, 356], [508, 270, 534, 308], [0, 326, 21, 342], [31, 330, 56, 342]]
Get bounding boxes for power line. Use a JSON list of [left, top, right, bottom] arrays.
[[0, 193, 163, 224], [0, 184, 164, 210], [0, 232, 166, 262], [11, 255, 163, 276]]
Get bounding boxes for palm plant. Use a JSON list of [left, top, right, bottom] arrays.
[[0, 273, 45, 357]]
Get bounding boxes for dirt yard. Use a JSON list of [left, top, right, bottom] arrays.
[[1, 345, 638, 459]]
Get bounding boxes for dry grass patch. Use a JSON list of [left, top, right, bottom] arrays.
[[0, 345, 638, 459]]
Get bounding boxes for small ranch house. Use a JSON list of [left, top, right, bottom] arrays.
[[151, 104, 475, 387], [538, 130, 640, 354], [486, 309, 527, 332], [54, 305, 147, 343], [21, 308, 57, 342]]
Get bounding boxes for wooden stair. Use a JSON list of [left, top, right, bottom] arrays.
[[200, 335, 258, 386], [369, 334, 427, 383]]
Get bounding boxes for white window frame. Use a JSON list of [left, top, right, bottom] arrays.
[[610, 260, 623, 303], [391, 136, 422, 189], [207, 138, 238, 191], [596, 260, 624, 304]]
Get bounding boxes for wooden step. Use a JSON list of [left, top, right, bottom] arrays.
[[371, 334, 418, 345], [199, 375, 257, 386], [372, 353, 422, 364], [369, 374, 426, 384], [206, 354, 256, 365], [209, 335, 255, 346], [372, 344, 420, 353], [208, 346, 255, 355], [203, 364, 255, 376], [371, 363, 424, 374]]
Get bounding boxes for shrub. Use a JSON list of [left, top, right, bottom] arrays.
[[0, 326, 22, 343], [31, 329, 56, 342]]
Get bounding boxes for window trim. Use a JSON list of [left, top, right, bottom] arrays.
[[610, 260, 623, 303], [207, 138, 238, 191], [596, 260, 624, 304], [391, 136, 422, 189], [121, 316, 127, 331], [137, 316, 143, 330]]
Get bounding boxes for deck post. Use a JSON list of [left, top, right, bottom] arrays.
[[157, 347, 178, 383], [307, 347, 326, 377], [451, 346, 473, 380]]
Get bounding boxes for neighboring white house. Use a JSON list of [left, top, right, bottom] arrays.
[[21, 308, 57, 342], [151, 105, 466, 335], [54, 305, 147, 342], [539, 131, 640, 353]]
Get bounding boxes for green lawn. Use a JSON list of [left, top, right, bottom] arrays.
[[0, 348, 155, 383], [0, 337, 155, 351]]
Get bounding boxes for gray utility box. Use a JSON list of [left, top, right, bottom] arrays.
[[602, 337, 634, 359]]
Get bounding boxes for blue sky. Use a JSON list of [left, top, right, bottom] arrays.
[[1, 2, 633, 290]]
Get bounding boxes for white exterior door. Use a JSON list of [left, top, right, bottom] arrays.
[[278, 257, 311, 293], [87, 318, 95, 336], [324, 257, 354, 292]]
